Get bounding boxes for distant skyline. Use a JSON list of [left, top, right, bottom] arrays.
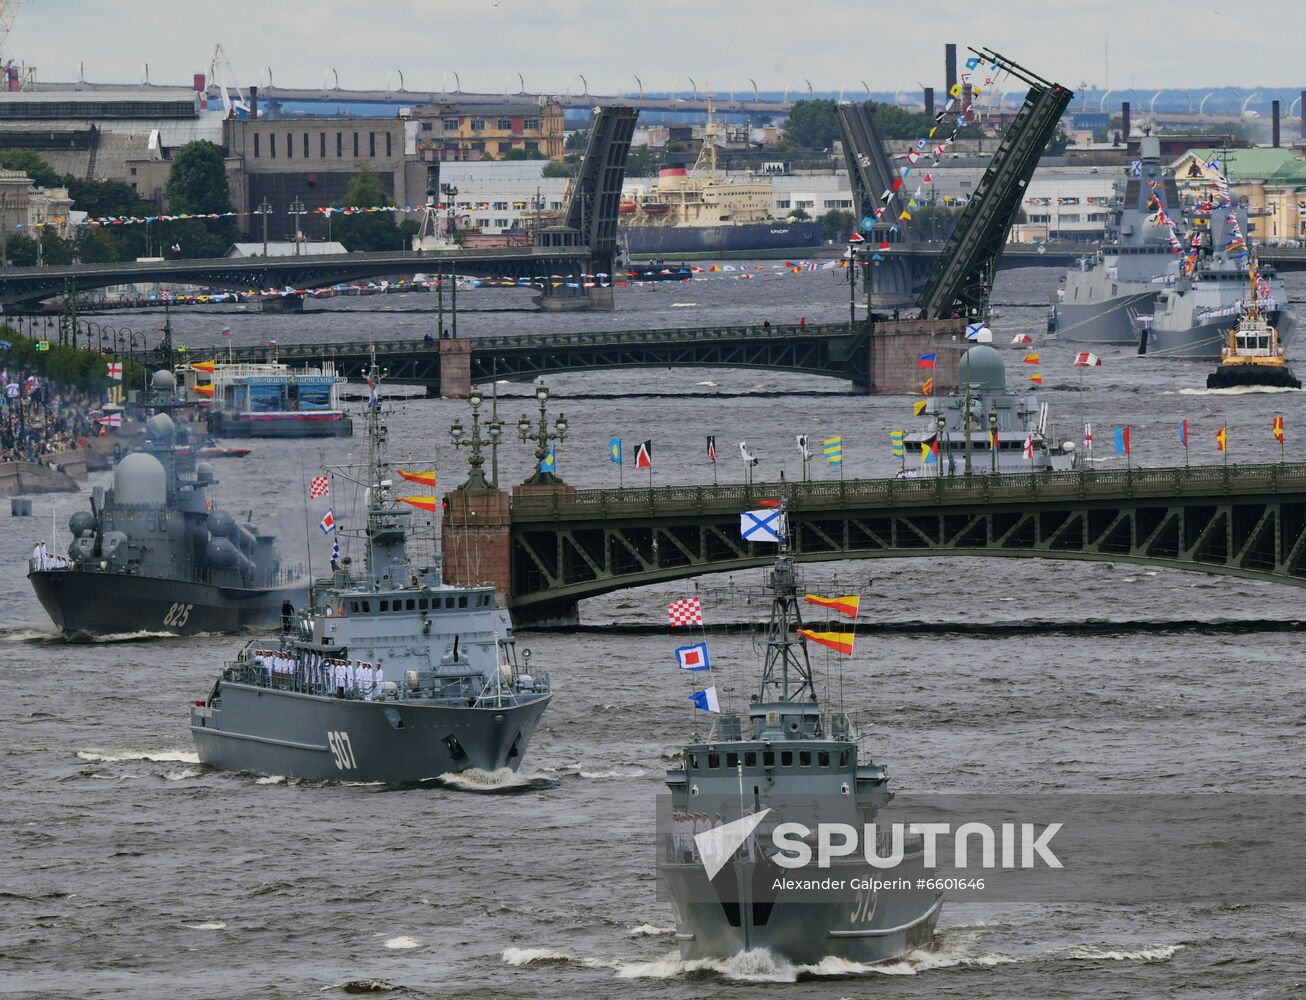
[[6, 1, 1304, 97]]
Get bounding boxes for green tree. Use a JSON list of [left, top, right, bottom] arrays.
[[0, 149, 61, 188], [542, 161, 574, 178], [818, 208, 855, 241], [4, 233, 37, 266], [788, 206, 811, 221], [67, 177, 149, 262], [626, 146, 658, 178], [909, 203, 964, 241], [565, 129, 589, 151], [782, 99, 838, 149], [332, 168, 404, 252], [164, 141, 237, 258]]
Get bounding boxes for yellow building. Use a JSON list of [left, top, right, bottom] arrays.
[[1170, 147, 1306, 242], [412, 99, 564, 163]]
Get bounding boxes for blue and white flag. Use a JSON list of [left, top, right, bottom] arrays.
[[676, 642, 711, 671], [965, 322, 993, 343], [740, 508, 783, 543], [331, 536, 340, 566], [319, 509, 335, 534], [541, 445, 556, 474], [689, 686, 721, 713]]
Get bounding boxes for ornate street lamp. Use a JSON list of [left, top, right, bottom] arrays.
[[518, 382, 568, 486], [449, 388, 493, 491]]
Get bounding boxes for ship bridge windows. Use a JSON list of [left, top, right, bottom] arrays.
[[406, 598, 416, 611], [297, 384, 332, 410], [762, 751, 775, 767], [380, 600, 389, 612], [800, 750, 812, 766], [708, 753, 720, 769], [744, 751, 756, 767], [819, 751, 831, 767], [781, 751, 793, 766]]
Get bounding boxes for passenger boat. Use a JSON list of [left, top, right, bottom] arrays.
[[181, 360, 353, 438]]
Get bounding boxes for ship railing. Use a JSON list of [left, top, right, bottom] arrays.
[[225, 652, 397, 702]]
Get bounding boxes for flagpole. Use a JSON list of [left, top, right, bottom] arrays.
[[298, 451, 315, 593]]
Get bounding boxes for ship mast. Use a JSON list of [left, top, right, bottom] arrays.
[[692, 95, 720, 178], [758, 501, 815, 702]]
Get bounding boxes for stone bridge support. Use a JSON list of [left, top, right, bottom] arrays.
[[437, 338, 472, 399], [870, 317, 966, 394]]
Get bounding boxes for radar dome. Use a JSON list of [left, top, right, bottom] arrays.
[[145, 413, 176, 441], [113, 452, 167, 506], [151, 370, 176, 392], [958, 344, 1006, 392]]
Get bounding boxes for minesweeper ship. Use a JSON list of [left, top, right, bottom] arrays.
[[659, 520, 940, 963], [190, 355, 551, 783], [28, 370, 305, 638]]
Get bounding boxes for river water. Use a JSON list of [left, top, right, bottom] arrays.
[[2, 264, 1304, 998]]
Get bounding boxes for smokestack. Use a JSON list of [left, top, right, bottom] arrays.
[[945, 44, 957, 99], [1121, 101, 1131, 140], [924, 87, 935, 120], [250, 85, 258, 121], [1272, 99, 1281, 147]]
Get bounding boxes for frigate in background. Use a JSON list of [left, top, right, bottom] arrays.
[[190, 354, 551, 783], [27, 371, 305, 639], [904, 343, 1078, 475], [1051, 136, 1182, 345], [659, 521, 940, 963]]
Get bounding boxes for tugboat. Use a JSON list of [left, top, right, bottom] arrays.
[[659, 514, 941, 964], [1207, 264, 1300, 389], [904, 344, 1077, 475], [189, 354, 552, 783], [28, 370, 305, 639]]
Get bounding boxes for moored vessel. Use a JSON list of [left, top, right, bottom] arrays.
[[189, 353, 552, 783], [181, 359, 353, 438], [28, 371, 305, 639], [659, 527, 941, 963], [1207, 265, 1300, 389]]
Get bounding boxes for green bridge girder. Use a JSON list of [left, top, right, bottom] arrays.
[[506, 462, 1306, 613], [220, 321, 872, 389]]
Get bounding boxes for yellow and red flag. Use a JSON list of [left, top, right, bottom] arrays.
[[1273, 415, 1285, 444], [399, 496, 439, 512], [397, 468, 438, 487], [921, 376, 934, 395], [191, 383, 214, 397], [191, 360, 216, 374], [1216, 425, 1228, 452], [797, 628, 855, 655], [1028, 373, 1043, 385], [803, 594, 861, 618], [1023, 353, 1040, 365]]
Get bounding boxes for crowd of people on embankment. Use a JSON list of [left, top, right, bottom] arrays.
[[0, 369, 100, 465]]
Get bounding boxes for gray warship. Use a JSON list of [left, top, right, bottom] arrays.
[[1138, 199, 1293, 360], [1051, 135, 1183, 345], [189, 356, 551, 783], [659, 528, 941, 963], [28, 371, 305, 639], [903, 344, 1077, 475]]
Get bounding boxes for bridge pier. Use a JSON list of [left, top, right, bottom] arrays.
[[533, 285, 615, 312], [438, 338, 472, 398], [870, 317, 966, 394], [260, 296, 305, 314]]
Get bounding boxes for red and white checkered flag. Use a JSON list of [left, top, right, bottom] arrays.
[[667, 596, 703, 627], [308, 475, 330, 500]]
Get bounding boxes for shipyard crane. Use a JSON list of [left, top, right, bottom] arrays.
[[208, 43, 249, 116], [0, 0, 21, 54]]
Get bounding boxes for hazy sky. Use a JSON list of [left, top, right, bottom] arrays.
[[6, 0, 1301, 95]]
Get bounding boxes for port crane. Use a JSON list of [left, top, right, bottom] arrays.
[[208, 43, 249, 117]]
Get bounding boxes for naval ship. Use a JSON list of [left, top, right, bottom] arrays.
[[904, 344, 1077, 475], [1138, 200, 1293, 360], [659, 529, 941, 963], [189, 355, 551, 782], [28, 370, 305, 639], [1050, 136, 1183, 345]]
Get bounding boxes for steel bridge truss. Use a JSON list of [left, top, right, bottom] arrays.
[[507, 464, 1306, 611]]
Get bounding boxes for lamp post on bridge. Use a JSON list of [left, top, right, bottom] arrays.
[[517, 382, 568, 487], [288, 197, 307, 256], [254, 197, 273, 258], [448, 387, 493, 492]]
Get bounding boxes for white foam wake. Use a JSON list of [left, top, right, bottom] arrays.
[[614, 947, 1020, 982], [1171, 385, 1299, 395], [626, 924, 674, 938], [183, 922, 227, 931], [1066, 944, 1183, 961], [438, 767, 535, 792], [77, 750, 199, 764], [383, 936, 420, 950], [501, 946, 571, 966]]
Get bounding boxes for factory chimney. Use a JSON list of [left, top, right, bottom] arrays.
[[250, 85, 258, 121], [1272, 99, 1281, 147], [945, 44, 957, 98]]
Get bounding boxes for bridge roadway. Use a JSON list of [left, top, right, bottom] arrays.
[[0, 246, 591, 308], [494, 461, 1306, 620], [219, 321, 873, 393]]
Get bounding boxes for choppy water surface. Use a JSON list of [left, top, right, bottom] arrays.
[[2, 265, 1304, 998]]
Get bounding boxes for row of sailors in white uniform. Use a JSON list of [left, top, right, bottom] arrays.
[[247, 649, 386, 699]]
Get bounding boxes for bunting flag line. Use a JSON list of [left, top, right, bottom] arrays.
[[397, 468, 437, 487], [797, 628, 856, 656], [803, 594, 861, 618]]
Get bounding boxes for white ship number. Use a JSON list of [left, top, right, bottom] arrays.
[[850, 887, 878, 924], [163, 603, 193, 627], [327, 730, 357, 770]]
